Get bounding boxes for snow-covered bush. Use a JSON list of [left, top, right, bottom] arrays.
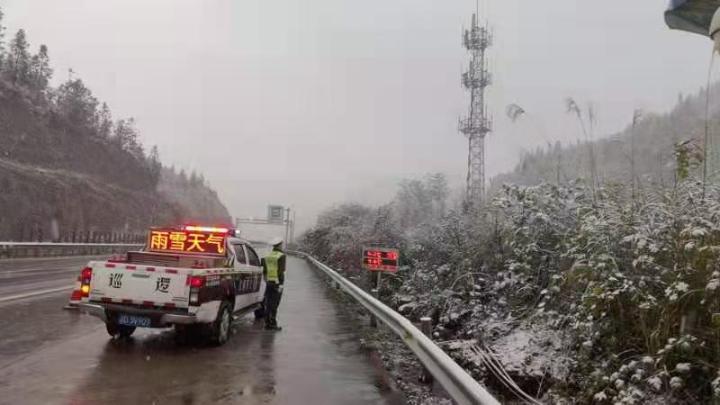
[[300, 175, 720, 403]]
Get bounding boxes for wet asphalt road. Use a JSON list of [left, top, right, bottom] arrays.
[[0, 256, 404, 405], [0, 255, 106, 299]]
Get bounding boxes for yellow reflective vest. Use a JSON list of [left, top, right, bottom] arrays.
[[265, 250, 284, 283]]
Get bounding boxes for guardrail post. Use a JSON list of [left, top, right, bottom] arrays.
[[370, 271, 382, 328], [419, 316, 434, 384]]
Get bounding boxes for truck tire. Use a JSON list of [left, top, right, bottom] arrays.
[[106, 322, 136, 338], [209, 302, 232, 346]]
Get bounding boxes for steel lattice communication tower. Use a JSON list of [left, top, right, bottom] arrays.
[[459, 13, 492, 206]]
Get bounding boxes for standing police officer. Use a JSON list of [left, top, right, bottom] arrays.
[[262, 237, 286, 331]]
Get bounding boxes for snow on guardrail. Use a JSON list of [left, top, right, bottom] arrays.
[[292, 251, 500, 405]]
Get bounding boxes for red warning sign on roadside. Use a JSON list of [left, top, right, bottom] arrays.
[[362, 247, 399, 272]]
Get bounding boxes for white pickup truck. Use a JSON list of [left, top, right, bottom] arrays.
[[78, 226, 266, 345]]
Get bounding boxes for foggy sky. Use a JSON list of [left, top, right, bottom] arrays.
[[1, 0, 712, 234]]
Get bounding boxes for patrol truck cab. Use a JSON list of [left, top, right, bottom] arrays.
[[78, 225, 266, 345]]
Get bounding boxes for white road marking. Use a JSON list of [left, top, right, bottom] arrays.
[[0, 286, 73, 303]]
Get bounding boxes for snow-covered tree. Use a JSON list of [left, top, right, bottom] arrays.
[[29, 44, 52, 91], [6, 29, 30, 84]]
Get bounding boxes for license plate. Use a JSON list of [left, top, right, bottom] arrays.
[[118, 314, 151, 327]]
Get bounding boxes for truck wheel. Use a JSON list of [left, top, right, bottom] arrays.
[[209, 302, 232, 346], [106, 322, 136, 338]]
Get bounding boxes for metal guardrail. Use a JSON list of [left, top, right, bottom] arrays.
[[294, 251, 500, 405], [0, 242, 144, 259]]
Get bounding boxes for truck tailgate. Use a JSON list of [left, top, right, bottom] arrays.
[[88, 262, 191, 308]]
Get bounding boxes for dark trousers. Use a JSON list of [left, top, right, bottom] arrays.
[[264, 283, 282, 327]]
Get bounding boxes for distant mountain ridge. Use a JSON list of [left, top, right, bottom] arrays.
[[0, 10, 230, 240], [491, 85, 720, 190]]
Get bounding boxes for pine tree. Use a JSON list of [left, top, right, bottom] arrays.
[[29, 44, 52, 91], [97, 102, 113, 138], [0, 7, 6, 69], [113, 118, 142, 156], [8, 29, 30, 84], [55, 78, 99, 130], [147, 145, 162, 187]]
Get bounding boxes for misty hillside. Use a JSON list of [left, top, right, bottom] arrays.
[[0, 24, 229, 240], [491, 85, 720, 189], [157, 167, 231, 225]]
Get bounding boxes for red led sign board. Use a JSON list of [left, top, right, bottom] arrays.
[[362, 247, 399, 272], [147, 228, 227, 256]]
